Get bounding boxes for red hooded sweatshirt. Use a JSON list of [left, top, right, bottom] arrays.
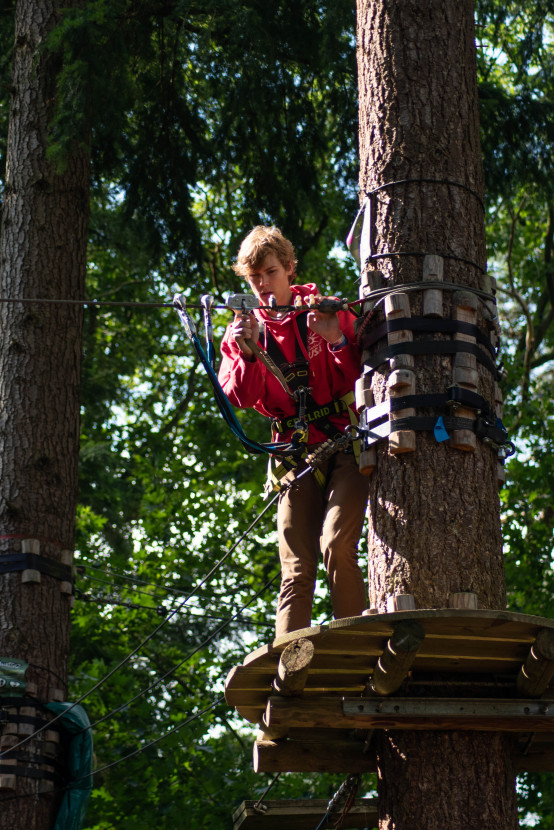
[[218, 283, 361, 444]]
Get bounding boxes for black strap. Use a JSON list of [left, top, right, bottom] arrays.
[[0, 553, 73, 582], [0, 712, 61, 731], [363, 388, 495, 425], [1, 750, 64, 770], [359, 316, 496, 357], [361, 414, 509, 449], [363, 339, 499, 378], [0, 763, 59, 782], [264, 311, 309, 366]]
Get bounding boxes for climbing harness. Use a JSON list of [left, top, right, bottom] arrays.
[[173, 294, 358, 468], [173, 292, 361, 494]]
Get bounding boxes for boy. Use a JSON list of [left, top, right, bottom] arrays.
[[218, 226, 369, 636]]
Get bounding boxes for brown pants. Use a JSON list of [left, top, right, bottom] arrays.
[[275, 450, 369, 637]]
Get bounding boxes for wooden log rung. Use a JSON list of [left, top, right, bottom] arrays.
[[233, 798, 378, 830], [517, 628, 554, 697]]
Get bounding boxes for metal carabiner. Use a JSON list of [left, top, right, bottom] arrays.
[[201, 294, 215, 369]]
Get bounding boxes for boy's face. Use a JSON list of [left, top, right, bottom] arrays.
[[245, 253, 293, 313]]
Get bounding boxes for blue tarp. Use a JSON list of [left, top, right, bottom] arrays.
[[45, 702, 93, 830]]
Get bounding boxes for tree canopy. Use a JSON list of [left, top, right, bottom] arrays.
[[1, 0, 554, 827]]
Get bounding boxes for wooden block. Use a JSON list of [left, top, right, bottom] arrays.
[[386, 594, 416, 612], [48, 687, 64, 702], [354, 376, 373, 412], [494, 383, 503, 419], [362, 608, 379, 616], [358, 448, 376, 476], [0, 735, 19, 750], [388, 370, 416, 454], [20, 707, 36, 717], [498, 463, 506, 489], [449, 592, 478, 610], [481, 274, 498, 319], [21, 569, 41, 584], [453, 291, 479, 314], [18, 722, 34, 736], [422, 254, 444, 317], [388, 369, 414, 392], [452, 351, 477, 370], [43, 730, 60, 744], [451, 294, 478, 451], [452, 366, 478, 388], [360, 270, 385, 299], [385, 291, 414, 370], [21, 539, 40, 554], [26, 681, 38, 696], [0, 775, 16, 791], [60, 549, 73, 566], [41, 741, 59, 757], [60, 580, 73, 595]]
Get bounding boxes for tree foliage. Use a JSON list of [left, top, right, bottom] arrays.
[[1, 0, 554, 827]]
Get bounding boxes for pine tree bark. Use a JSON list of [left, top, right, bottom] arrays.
[[356, 1, 518, 827], [0, 0, 89, 825]]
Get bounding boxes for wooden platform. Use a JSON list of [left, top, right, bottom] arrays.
[[225, 609, 554, 772], [233, 798, 378, 829]]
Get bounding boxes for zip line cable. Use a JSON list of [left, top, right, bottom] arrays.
[[0, 492, 280, 758], [0, 296, 362, 311]]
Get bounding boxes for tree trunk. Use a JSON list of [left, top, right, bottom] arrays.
[[355, 1, 518, 827], [0, 0, 89, 825]]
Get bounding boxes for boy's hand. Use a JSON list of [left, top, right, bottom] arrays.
[[307, 294, 344, 346], [232, 311, 260, 360]]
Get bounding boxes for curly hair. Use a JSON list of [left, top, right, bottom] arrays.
[[232, 226, 298, 281]]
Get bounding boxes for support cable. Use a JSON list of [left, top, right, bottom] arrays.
[[0, 697, 225, 802], [78, 571, 280, 735], [75, 588, 274, 629], [0, 493, 280, 756]]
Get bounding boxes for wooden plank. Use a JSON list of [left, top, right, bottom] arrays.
[[265, 694, 554, 732], [233, 798, 378, 830], [228, 612, 554, 724], [254, 736, 377, 773]]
